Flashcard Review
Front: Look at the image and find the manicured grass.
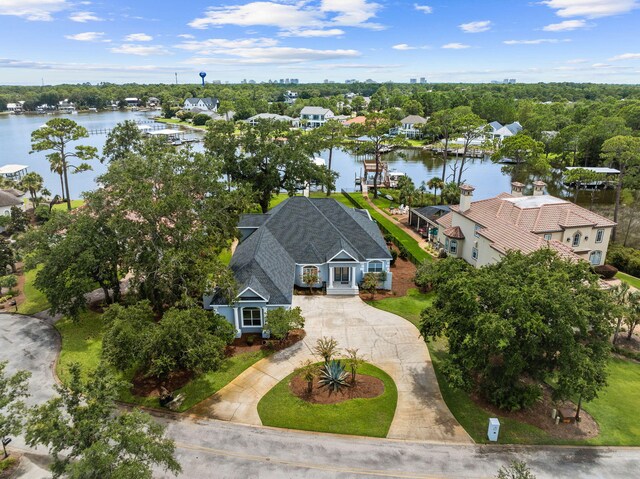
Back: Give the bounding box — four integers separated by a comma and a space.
155, 118, 207, 129
618, 271, 640, 290
342, 192, 433, 263
269, 193, 289, 209
366, 288, 433, 328
581, 358, 640, 445
258, 362, 398, 437
17, 266, 50, 315
55, 310, 272, 412
52, 200, 84, 211
0, 456, 17, 474
367, 287, 640, 445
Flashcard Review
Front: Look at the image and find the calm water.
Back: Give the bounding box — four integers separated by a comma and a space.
0, 111, 613, 205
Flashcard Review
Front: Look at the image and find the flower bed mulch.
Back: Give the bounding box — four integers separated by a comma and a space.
471, 384, 599, 441
359, 252, 417, 300
225, 328, 306, 356
290, 373, 384, 405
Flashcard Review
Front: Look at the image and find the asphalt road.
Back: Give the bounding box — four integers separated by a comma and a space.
2, 312, 640, 479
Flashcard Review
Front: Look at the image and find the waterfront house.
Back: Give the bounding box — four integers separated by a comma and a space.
245, 113, 299, 127
183, 97, 219, 112
204, 197, 392, 337
0, 164, 28, 181
125, 97, 140, 107
392, 115, 428, 138
146, 97, 161, 108
435, 182, 615, 267
0, 189, 25, 232
300, 106, 335, 128
408, 205, 451, 242
6, 102, 24, 113
57, 99, 76, 114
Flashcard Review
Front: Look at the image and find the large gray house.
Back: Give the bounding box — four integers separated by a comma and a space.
204, 197, 392, 337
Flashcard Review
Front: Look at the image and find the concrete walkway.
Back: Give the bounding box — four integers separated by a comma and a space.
190, 295, 471, 443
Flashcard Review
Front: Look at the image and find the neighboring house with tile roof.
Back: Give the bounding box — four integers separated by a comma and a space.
204, 197, 393, 337
299, 106, 334, 128
435, 181, 616, 267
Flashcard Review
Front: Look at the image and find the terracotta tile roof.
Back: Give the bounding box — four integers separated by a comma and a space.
446, 192, 615, 262
436, 212, 452, 229
443, 226, 465, 239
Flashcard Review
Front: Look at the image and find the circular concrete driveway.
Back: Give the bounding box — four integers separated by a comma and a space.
191, 296, 471, 443
0, 313, 59, 407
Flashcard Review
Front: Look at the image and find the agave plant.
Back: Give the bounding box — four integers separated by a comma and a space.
317, 360, 350, 394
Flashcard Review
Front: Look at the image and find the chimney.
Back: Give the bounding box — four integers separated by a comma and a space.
511, 181, 525, 197
532, 181, 546, 196
459, 184, 475, 213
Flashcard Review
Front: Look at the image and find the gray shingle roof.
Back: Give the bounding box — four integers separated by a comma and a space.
300, 106, 333, 116
223, 197, 390, 305
401, 115, 427, 125
0, 190, 23, 208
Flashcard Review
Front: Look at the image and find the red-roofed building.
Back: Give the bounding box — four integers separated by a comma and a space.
435, 182, 616, 267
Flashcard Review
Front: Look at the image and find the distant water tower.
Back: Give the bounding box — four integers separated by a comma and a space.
199, 71, 207, 86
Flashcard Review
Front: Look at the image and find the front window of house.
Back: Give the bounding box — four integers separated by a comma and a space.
368, 261, 383, 273
595, 229, 604, 243
474, 224, 481, 238
449, 240, 458, 254
544, 233, 552, 241
472, 247, 478, 260
302, 266, 319, 283
572, 232, 581, 247
445, 238, 450, 251
589, 250, 602, 265
242, 307, 262, 327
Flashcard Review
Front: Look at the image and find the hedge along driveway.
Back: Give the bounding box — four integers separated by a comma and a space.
341, 191, 432, 264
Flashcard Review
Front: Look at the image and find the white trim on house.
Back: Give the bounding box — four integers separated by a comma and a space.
327, 249, 358, 262
237, 287, 268, 302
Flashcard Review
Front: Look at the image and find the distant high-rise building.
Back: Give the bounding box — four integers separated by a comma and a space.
345, 79, 357, 84
290, 78, 299, 84
410, 78, 417, 84
420, 77, 427, 84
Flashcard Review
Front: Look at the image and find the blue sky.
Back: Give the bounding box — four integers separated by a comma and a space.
1, 0, 639, 84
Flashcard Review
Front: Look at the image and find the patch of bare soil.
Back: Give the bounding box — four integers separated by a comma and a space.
359, 249, 417, 300
225, 328, 306, 357
131, 369, 193, 398
290, 373, 384, 404
471, 384, 599, 441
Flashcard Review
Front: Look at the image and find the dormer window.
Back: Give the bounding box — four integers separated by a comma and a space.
572, 232, 581, 247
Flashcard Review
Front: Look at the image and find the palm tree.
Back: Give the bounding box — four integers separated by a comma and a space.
19, 172, 45, 207
427, 176, 445, 204
48, 153, 66, 201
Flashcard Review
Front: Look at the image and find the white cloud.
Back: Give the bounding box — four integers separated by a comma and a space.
609, 52, 640, 60
543, 19, 588, 31
414, 4, 432, 14
189, 2, 323, 29
320, 0, 382, 28
0, 0, 68, 21
176, 36, 358, 64
442, 42, 470, 49
566, 58, 589, 63
459, 20, 491, 33
392, 44, 416, 50
542, 0, 638, 18
176, 37, 279, 53
124, 33, 153, 42
189, 0, 383, 32
503, 38, 571, 45
64, 31, 105, 41
69, 11, 102, 22
0, 57, 184, 73
110, 44, 171, 56
279, 28, 345, 37
177, 34, 195, 39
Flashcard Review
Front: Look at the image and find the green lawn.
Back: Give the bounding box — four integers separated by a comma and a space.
367, 288, 433, 328
55, 310, 272, 413
342, 192, 433, 264
618, 271, 640, 290
17, 266, 50, 315
52, 200, 84, 211
258, 362, 398, 437
155, 118, 207, 130
366, 287, 640, 445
